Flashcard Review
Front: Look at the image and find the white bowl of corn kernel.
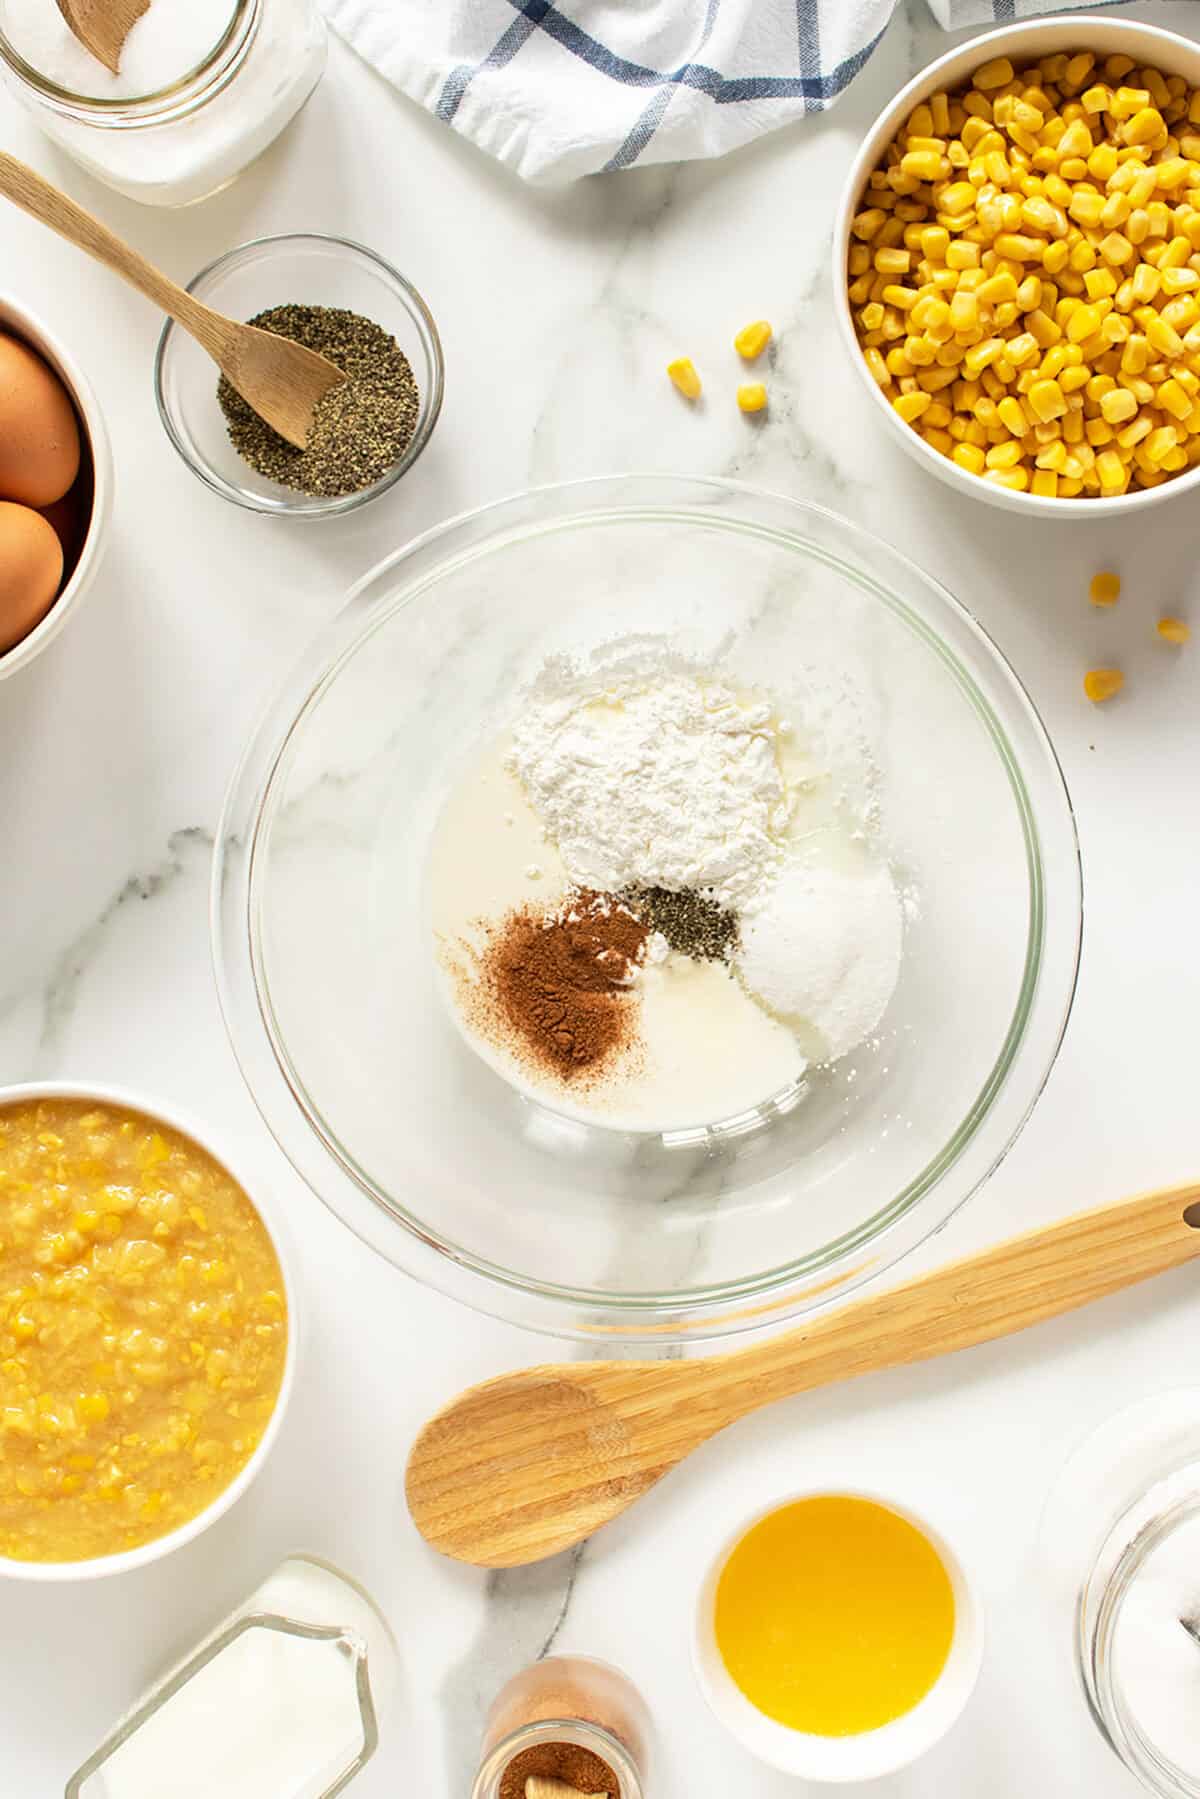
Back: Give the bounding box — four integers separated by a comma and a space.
0, 1083, 296, 1582
834, 16, 1200, 514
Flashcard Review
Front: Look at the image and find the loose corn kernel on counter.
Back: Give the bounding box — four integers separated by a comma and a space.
0, 1100, 287, 1564
849, 49, 1200, 497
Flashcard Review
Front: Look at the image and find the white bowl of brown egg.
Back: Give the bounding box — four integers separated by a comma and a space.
0, 293, 112, 676
0, 1083, 296, 1581
834, 16, 1200, 516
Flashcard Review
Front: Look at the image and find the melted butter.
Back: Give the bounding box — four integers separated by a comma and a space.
715, 1496, 955, 1737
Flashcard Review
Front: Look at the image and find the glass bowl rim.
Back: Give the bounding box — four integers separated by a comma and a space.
0, 0, 256, 114
153, 232, 445, 519
212, 474, 1082, 1343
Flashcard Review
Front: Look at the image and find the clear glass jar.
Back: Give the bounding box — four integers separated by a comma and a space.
66, 1554, 398, 1798
472, 1658, 651, 1799
1041, 1390, 1200, 1799
0, 0, 326, 207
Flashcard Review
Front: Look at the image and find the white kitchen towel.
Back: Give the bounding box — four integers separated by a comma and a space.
321, 0, 1129, 185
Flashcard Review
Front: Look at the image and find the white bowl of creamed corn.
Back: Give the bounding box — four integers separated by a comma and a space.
834, 16, 1200, 515
0, 1084, 296, 1581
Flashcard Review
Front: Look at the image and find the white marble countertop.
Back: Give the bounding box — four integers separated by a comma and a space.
3, 3, 1200, 1793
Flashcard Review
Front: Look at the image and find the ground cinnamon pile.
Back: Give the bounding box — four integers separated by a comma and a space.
497, 1742, 619, 1799
475, 890, 648, 1081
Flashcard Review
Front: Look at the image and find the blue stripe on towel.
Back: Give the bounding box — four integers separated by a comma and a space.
440, 0, 889, 153
604, 0, 722, 171
436, 0, 547, 122
796, 0, 821, 116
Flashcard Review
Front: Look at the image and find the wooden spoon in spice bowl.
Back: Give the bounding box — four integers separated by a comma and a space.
407, 1182, 1200, 1568
0, 155, 345, 449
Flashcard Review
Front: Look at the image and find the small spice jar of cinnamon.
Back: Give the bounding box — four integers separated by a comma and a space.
471, 1657, 650, 1799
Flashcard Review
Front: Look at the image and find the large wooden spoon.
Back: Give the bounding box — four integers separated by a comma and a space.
407, 1182, 1200, 1568
55, 0, 149, 74
0, 154, 344, 450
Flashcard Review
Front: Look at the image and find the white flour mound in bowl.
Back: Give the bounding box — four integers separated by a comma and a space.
509, 668, 792, 911
736, 861, 903, 1062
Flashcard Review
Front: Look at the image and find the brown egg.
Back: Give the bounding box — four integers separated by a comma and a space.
0, 333, 81, 508
0, 501, 64, 653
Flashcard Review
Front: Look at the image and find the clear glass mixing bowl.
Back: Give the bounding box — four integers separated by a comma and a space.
213, 476, 1081, 1343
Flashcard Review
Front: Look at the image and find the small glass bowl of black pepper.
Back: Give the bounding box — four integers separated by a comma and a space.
154, 233, 444, 518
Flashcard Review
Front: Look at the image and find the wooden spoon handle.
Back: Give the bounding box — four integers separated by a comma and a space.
699, 1182, 1200, 1423
0, 153, 228, 356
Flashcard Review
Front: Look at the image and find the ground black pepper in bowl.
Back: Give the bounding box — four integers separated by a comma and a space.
217, 304, 420, 498
619, 884, 739, 962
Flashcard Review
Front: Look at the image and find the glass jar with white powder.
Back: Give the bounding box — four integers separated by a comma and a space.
0, 0, 325, 207
65, 1554, 398, 1798
1041, 1390, 1200, 1799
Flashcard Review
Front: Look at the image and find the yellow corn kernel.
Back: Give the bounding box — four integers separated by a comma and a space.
996, 394, 1028, 435
1146, 314, 1184, 357
977, 271, 1018, 305
737, 383, 767, 414
893, 390, 931, 424
667, 357, 702, 400
1089, 570, 1121, 607
902, 148, 947, 183
993, 232, 1046, 262
949, 289, 979, 332
1099, 386, 1138, 424
1099, 231, 1134, 265
984, 467, 1030, 491
1112, 86, 1151, 119
1157, 377, 1193, 420
1096, 448, 1127, 489
1065, 302, 1104, 343
1118, 412, 1154, 449
945, 240, 980, 270
1081, 83, 1112, 115
881, 285, 917, 312
1030, 468, 1059, 496
975, 57, 1014, 92
1083, 668, 1124, 703
910, 293, 951, 332
852, 208, 889, 242
733, 320, 772, 361
1157, 616, 1191, 644
1084, 267, 1118, 301
77, 1394, 110, 1424
985, 439, 1023, 469
941, 180, 978, 217
1130, 263, 1161, 304
963, 336, 1004, 376
1145, 424, 1178, 463
1123, 105, 1165, 145
1029, 377, 1067, 420
951, 442, 986, 474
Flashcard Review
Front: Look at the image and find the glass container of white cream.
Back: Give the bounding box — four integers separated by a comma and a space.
66, 1555, 397, 1799
0, 0, 325, 206
1041, 1389, 1200, 1799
